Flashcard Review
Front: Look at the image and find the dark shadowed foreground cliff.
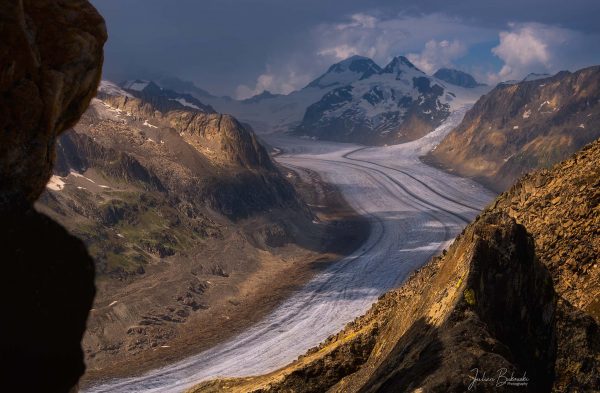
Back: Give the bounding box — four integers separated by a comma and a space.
0, 1, 106, 392
191, 139, 600, 392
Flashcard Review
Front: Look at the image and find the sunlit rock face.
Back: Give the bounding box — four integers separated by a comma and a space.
0, 1, 106, 392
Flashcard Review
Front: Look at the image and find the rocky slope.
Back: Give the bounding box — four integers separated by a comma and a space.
427, 65, 600, 192
0, 1, 106, 392
159, 57, 487, 144
191, 139, 600, 392
36, 81, 366, 382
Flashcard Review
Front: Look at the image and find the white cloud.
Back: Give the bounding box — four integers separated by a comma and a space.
235, 65, 313, 99
313, 13, 495, 71
490, 22, 600, 82
407, 39, 467, 74
318, 44, 364, 61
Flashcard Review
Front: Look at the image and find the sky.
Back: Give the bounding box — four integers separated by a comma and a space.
92, 0, 600, 99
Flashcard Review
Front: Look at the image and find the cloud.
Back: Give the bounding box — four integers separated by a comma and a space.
312, 13, 494, 76
235, 15, 600, 98
235, 65, 313, 99
407, 39, 467, 74
490, 22, 600, 82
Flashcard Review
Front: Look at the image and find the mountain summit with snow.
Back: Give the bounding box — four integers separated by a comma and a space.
306, 55, 382, 89
294, 57, 487, 144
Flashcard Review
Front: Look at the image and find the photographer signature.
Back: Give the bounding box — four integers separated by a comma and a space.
468, 368, 529, 390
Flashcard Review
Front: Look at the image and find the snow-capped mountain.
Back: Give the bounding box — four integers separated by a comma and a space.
157, 56, 488, 144
295, 57, 488, 144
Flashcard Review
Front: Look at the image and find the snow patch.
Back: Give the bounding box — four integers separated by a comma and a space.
70, 171, 96, 184
170, 98, 201, 110
143, 120, 158, 128
123, 80, 150, 91
99, 81, 134, 98
578, 124, 585, 129
46, 175, 66, 191
522, 109, 531, 119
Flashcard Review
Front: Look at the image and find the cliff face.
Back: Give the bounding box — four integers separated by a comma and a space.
192, 139, 600, 392
0, 1, 106, 392
427, 66, 600, 192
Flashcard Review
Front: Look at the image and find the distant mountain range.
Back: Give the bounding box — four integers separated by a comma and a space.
155, 55, 488, 144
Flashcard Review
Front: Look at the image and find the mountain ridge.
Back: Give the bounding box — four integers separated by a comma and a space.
426, 64, 600, 192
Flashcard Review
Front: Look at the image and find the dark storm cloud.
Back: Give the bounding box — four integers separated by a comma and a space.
91, 0, 600, 96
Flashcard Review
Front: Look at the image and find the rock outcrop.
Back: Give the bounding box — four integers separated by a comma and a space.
0, 0, 106, 207
427, 65, 600, 192
191, 139, 600, 392
0, 1, 106, 392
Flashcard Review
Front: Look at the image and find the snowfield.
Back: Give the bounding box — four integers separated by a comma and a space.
84, 106, 495, 393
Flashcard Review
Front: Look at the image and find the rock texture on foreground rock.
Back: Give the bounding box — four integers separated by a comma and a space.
0, 0, 106, 207
0, 1, 106, 392
427, 65, 600, 192
191, 139, 600, 392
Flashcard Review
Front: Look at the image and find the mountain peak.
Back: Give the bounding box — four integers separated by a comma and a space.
522, 73, 551, 82
381, 56, 423, 76
306, 55, 381, 89
434, 68, 482, 88
241, 90, 281, 103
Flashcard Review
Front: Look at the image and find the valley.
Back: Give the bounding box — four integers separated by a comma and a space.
83, 106, 495, 393
3, 2, 599, 393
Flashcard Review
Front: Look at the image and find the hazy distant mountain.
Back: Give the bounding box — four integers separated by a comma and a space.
117, 80, 216, 113
241, 90, 283, 104
433, 68, 483, 88
426, 65, 600, 191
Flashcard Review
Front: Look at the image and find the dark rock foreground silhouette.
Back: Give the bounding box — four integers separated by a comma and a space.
0, 1, 106, 391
